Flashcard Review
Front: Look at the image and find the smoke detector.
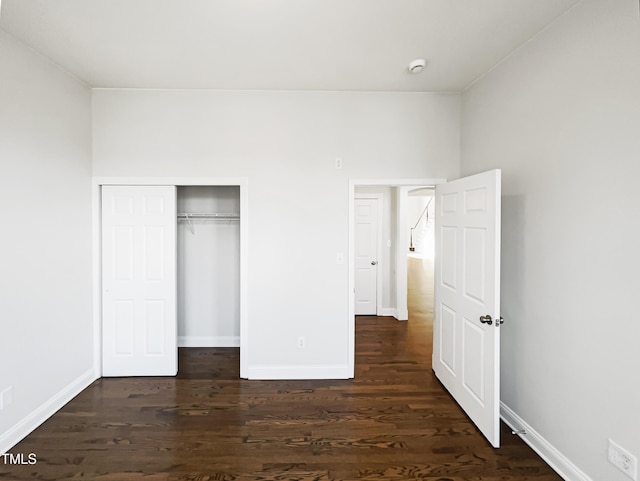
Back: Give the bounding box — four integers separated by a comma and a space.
408, 59, 426, 74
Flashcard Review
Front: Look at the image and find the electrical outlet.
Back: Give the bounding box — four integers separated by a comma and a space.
336, 252, 344, 264
297, 336, 305, 349
609, 439, 638, 480
335, 157, 343, 169
0, 386, 13, 410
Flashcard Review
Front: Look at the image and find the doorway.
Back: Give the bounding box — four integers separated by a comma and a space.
349, 171, 503, 447
177, 186, 240, 349
347, 178, 445, 376
407, 187, 435, 324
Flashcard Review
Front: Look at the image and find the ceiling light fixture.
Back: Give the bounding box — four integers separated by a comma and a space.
408, 59, 426, 74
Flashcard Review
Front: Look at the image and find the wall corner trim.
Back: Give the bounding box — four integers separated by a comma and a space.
0, 369, 97, 455
500, 401, 594, 481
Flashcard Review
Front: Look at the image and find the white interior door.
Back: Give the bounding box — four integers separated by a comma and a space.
354, 197, 379, 315
102, 185, 177, 376
433, 169, 501, 447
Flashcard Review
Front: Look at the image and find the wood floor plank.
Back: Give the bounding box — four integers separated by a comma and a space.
1, 257, 561, 481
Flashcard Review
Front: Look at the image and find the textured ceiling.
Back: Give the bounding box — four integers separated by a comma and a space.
0, 0, 580, 91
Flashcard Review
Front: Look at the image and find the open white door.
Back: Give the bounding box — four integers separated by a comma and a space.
433, 169, 501, 447
102, 185, 177, 376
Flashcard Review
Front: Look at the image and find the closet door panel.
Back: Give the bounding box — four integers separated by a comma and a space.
102, 185, 177, 376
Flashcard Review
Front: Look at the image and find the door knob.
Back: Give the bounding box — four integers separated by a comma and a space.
371, 261, 378, 265
480, 314, 493, 325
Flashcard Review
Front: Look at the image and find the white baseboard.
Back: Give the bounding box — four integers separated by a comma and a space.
178, 335, 240, 347
377, 307, 409, 321
0, 368, 96, 455
501, 401, 593, 481
246, 364, 351, 380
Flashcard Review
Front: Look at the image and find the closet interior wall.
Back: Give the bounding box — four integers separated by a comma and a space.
177, 186, 240, 347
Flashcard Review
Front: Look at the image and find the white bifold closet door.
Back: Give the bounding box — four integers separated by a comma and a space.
101, 185, 177, 376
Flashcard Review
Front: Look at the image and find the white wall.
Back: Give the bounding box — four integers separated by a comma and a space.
0, 30, 94, 452
177, 186, 240, 346
93, 90, 461, 377
461, 1, 640, 479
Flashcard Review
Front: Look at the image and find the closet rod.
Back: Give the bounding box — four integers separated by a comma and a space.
177, 212, 239, 219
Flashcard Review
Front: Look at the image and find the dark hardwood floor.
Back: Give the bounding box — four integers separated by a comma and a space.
2, 257, 561, 480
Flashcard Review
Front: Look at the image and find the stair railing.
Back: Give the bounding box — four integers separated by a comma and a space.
409, 198, 433, 252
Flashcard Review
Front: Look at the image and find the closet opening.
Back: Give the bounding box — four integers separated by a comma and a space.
177, 186, 241, 374
95, 178, 248, 379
